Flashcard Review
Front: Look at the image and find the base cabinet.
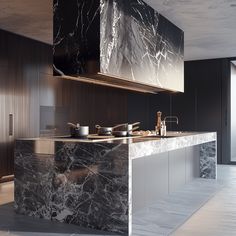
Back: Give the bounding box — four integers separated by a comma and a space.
169, 148, 186, 193
186, 145, 200, 182
132, 145, 200, 213
132, 152, 169, 211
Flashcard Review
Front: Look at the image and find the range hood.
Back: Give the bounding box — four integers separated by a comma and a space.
53, 0, 184, 94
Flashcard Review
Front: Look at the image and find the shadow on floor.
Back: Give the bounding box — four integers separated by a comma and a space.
0, 203, 119, 236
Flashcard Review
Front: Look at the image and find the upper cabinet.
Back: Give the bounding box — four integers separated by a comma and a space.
53, 0, 184, 93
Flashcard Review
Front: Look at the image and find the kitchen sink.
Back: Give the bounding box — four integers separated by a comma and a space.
141, 131, 197, 139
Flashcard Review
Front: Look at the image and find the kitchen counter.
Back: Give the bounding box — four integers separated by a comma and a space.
14, 132, 217, 235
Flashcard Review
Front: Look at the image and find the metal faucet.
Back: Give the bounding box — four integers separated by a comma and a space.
164, 116, 179, 125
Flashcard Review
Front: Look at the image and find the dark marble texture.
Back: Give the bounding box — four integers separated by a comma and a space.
15, 141, 130, 235
200, 141, 217, 179
53, 0, 100, 75
15, 132, 216, 235
53, 0, 184, 92
100, 0, 184, 91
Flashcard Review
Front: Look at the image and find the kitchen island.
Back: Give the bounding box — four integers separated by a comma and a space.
14, 132, 217, 235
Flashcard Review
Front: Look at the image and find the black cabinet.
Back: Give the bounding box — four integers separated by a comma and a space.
53, 0, 184, 92
0, 29, 51, 179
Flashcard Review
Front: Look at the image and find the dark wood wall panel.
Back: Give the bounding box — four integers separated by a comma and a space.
39, 74, 128, 135
0, 29, 45, 177
0, 29, 128, 178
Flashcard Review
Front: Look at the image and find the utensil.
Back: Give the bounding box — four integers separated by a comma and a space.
95, 123, 128, 136
95, 125, 113, 136
112, 130, 128, 137
68, 122, 89, 137
112, 126, 139, 137
113, 122, 140, 132
131, 122, 141, 127
67, 122, 77, 128
112, 123, 128, 130
127, 125, 140, 136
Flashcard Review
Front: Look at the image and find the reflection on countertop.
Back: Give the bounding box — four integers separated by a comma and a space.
17, 131, 209, 143
16, 132, 217, 159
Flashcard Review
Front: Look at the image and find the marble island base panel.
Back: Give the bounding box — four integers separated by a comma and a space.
14, 133, 216, 235
15, 141, 130, 235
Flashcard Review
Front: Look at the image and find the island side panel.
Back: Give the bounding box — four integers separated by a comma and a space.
14, 140, 130, 235
14, 140, 55, 219
200, 141, 217, 179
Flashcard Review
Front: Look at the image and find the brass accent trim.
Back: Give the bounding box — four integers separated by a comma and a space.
54, 74, 164, 94
54, 72, 183, 94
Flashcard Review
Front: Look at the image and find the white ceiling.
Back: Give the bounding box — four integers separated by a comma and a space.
0, 0, 236, 61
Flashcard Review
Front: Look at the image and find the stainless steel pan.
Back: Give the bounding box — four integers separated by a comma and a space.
112, 125, 140, 137
67, 122, 89, 137
95, 123, 128, 136
95, 125, 113, 136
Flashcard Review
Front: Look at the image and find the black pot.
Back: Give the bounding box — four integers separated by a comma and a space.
95, 125, 113, 136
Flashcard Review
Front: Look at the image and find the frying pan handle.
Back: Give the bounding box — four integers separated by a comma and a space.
67, 122, 77, 128
131, 126, 139, 132
112, 123, 128, 130
131, 122, 141, 127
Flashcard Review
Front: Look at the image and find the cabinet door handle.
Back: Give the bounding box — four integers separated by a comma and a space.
9, 114, 13, 136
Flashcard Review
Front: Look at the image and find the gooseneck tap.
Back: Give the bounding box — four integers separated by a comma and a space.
155, 112, 179, 136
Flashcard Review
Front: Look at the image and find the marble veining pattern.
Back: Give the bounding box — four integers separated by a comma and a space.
100, 0, 184, 91
15, 141, 130, 235
129, 133, 217, 180
15, 132, 216, 235
129, 132, 216, 159
200, 141, 217, 179
53, 0, 100, 75
53, 0, 184, 92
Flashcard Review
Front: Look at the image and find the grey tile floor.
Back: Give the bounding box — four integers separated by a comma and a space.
172, 165, 236, 236
132, 178, 223, 236
1, 165, 235, 236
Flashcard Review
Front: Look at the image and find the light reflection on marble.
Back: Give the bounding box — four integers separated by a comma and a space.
129, 132, 216, 159
53, 0, 184, 92
129, 132, 217, 180
100, 0, 184, 92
